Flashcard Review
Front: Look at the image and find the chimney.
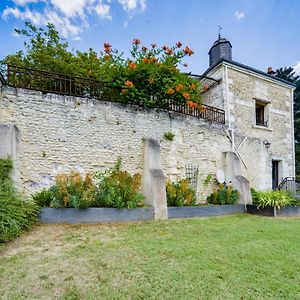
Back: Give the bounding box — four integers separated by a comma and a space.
267, 67, 276, 76
208, 36, 232, 67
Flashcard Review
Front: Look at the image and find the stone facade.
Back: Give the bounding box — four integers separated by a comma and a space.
0, 86, 230, 201
202, 61, 295, 190
0, 59, 295, 202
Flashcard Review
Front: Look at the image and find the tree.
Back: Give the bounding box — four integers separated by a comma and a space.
1, 22, 202, 109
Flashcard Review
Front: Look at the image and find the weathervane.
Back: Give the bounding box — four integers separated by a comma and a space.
218, 25, 223, 39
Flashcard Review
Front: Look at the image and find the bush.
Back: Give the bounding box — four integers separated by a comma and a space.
166, 178, 196, 206
251, 188, 296, 208
34, 172, 96, 208
0, 159, 39, 243
32, 188, 52, 207
207, 183, 239, 205
93, 159, 144, 209
2, 22, 202, 109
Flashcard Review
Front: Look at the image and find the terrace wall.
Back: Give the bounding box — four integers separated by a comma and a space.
0, 86, 230, 200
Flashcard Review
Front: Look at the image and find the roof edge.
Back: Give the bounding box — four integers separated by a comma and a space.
202, 58, 296, 88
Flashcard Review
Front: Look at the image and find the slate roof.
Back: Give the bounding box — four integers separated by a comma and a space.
202, 58, 296, 88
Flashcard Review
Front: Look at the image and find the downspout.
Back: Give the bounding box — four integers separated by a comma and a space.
291, 88, 296, 177
224, 64, 235, 151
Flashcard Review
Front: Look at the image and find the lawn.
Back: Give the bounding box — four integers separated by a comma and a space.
1, 215, 300, 300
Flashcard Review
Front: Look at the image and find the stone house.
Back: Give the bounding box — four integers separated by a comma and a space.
200, 36, 295, 193
0, 36, 296, 205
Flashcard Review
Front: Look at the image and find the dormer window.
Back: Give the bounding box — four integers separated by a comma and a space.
255, 99, 269, 127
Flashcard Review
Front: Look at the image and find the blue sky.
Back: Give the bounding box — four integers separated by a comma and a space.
0, 0, 299, 75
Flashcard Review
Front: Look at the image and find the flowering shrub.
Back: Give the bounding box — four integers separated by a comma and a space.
93, 159, 144, 209
32, 160, 144, 209
33, 172, 96, 208
2, 22, 202, 109
207, 183, 239, 205
166, 178, 196, 206
101, 39, 202, 108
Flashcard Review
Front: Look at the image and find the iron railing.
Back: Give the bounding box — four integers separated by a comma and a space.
277, 177, 300, 197
6, 65, 225, 124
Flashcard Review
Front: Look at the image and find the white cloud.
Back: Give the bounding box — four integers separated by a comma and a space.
2, 7, 43, 25
2, 0, 147, 38
2, 7, 82, 37
94, 3, 112, 20
12, 0, 39, 6
294, 61, 300, 76
118, 0, 146, 13
50, 0, 90, 19
234, 11, 245, 21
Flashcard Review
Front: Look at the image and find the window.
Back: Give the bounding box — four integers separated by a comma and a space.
255, 100, 269, 127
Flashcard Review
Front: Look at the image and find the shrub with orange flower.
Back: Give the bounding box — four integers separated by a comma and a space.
183, 46, 194, 56
183, 93, 190, 100
176, 42, 183, 48
189, 83, 196, 90
198, 105, 207, 113
125, 80, 134, 87
133, 38, 140, 45
104, 42, 112, 53
202, 84, 209, 92
187, 101, 197, 108
104, 54, 111, 61
176, 84, 184, 92
165, 48, 173, 55
142, 46, 148, 51
166, 88, 175, 95
121, 89, 127, 94
128, 62, 137, 69
143, 57, 149, 63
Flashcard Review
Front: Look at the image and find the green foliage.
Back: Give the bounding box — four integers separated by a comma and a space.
163, 131, 175, 141
250, 188, 296, 208
207, 183, 239, 205
1, 22, 202, 109
166, 178, 196, 206
93, 159, 144, 209
39, 172, 96, 208
0, 159, 39, 243
203, 173, 214, 187
0, 159, 13, 182
32, 188, 53, 207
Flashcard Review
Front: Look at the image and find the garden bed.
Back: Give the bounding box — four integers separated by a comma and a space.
39, 207, 154, 224
168, 204, 245, 219
246, 204, 300, 217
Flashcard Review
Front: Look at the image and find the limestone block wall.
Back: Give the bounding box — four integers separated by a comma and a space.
201, 65, 225, 110
227, 66, 295, 189
0, 86, 231, 200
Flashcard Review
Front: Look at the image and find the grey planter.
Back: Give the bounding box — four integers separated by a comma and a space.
39, 207, 154, 224
168, 204, 245, 219
246, 204, 300, 217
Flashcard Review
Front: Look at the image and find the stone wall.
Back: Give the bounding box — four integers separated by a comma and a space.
0, 86, 230, 200
227, 66, 294, 189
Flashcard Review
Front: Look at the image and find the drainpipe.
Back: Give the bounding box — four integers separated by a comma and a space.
224, 64, 235, 152
291, 88, 296, 177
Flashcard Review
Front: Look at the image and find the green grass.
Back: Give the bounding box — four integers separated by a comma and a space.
0, 215, 300, 299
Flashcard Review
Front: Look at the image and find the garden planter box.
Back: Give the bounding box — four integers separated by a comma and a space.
39, 207, 154, 224
168, 204, 245, 219
246, 204, 300, 217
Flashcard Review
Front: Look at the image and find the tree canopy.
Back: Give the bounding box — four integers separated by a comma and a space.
1, 22, 203, 109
